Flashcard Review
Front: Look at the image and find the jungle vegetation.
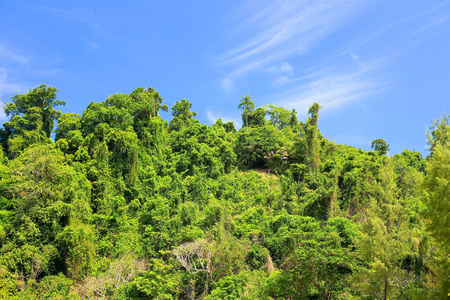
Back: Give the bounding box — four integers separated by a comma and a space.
0, 84, 448, 299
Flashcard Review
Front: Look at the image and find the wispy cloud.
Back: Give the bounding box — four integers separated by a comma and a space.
27, 4, 114, 41
37, 6, 97, 30
0, 67, 28, 122
216, 0, 450, 114
218, 0, 366, 79
271, 76, 291, 87
0, 68, 28, 94
0, 46, 30, 64
271, 58, 391, 114
0, 70, 18, 122
220, 78, 233, 92
0, 45, 42, 122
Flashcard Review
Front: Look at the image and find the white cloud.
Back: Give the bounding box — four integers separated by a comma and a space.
268, 61, 294, 75
271, 76, 291, 87
217, 0, 366, 79
279, 61, 293, 74
0, 68, 27, 95
0, 46, 29, 63
271, 59, 390, 114
221, 78, 233, 91
0, 68, 29, 122
81, 38, 99, 52
349, 52, 359, 61
337, 1, 450, 59
31, 4, 114, 40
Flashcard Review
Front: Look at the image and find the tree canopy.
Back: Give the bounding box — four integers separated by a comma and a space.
0, 85, 445, 299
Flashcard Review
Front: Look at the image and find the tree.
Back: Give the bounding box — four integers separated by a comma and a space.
172, 240, 212, 275
353, 161, 409, 300
131, 258, 181, 299
371, 139, 390, 155
427, 114, 450, 154
265, 218, 358, 299
237, 95, 255, 132
420, 116, 450, 297
422, 145, 450, 249
298, 103, 322, 173
73, 253, 146, 298
55, 113, 81, 141
4, 85, 65, 138
59, 221, 96, 281
1, 85, 65, 157
264, 105, 291, 130
247, 107, 266, 128
130, 87, 168, 119
9, 144, 92, 246
235, 124, 285, 169
289, 108, 300, 132
169, 99, 197, 132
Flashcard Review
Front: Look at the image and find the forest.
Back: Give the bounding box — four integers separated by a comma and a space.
0, 84, 448, 299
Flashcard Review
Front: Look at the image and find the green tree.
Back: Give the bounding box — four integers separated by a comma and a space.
54, 113, 84, 157
168, 99, 197, 132
265, 218, 358, 299
9, 144, 92, 245
427, 114, 450, 152
247, 107, 267, 128
264, 105, 291, 130
353, 161, 410, 300
58, 221, 96, 281
1, 85, 65, 157
4, 85, 65, 138
131, 258, 181, 299
296, 103, 322, 174
130, 87, 168, 119
55, 113, 81, 141
238, 95, 255, 132
235, 124, 285, 169
372, 139, 390, 155
420, 117, 450, 297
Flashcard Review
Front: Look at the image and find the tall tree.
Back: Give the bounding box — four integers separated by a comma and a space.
4, 85, 65, 138
238, 95, 255, 132
289, 108, 300, 132
354, 161, 409, 300
299, 103, 322, 173
421, 116, 450, 297
427, 114, 450, 153
1, 85, 65, 157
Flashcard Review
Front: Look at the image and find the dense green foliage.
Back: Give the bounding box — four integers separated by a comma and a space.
0, 85, 447, 299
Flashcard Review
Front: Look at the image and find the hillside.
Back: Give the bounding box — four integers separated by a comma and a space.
0, 85, 448, 299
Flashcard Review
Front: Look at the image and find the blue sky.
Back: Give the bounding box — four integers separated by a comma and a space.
0, 1, 449, 156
